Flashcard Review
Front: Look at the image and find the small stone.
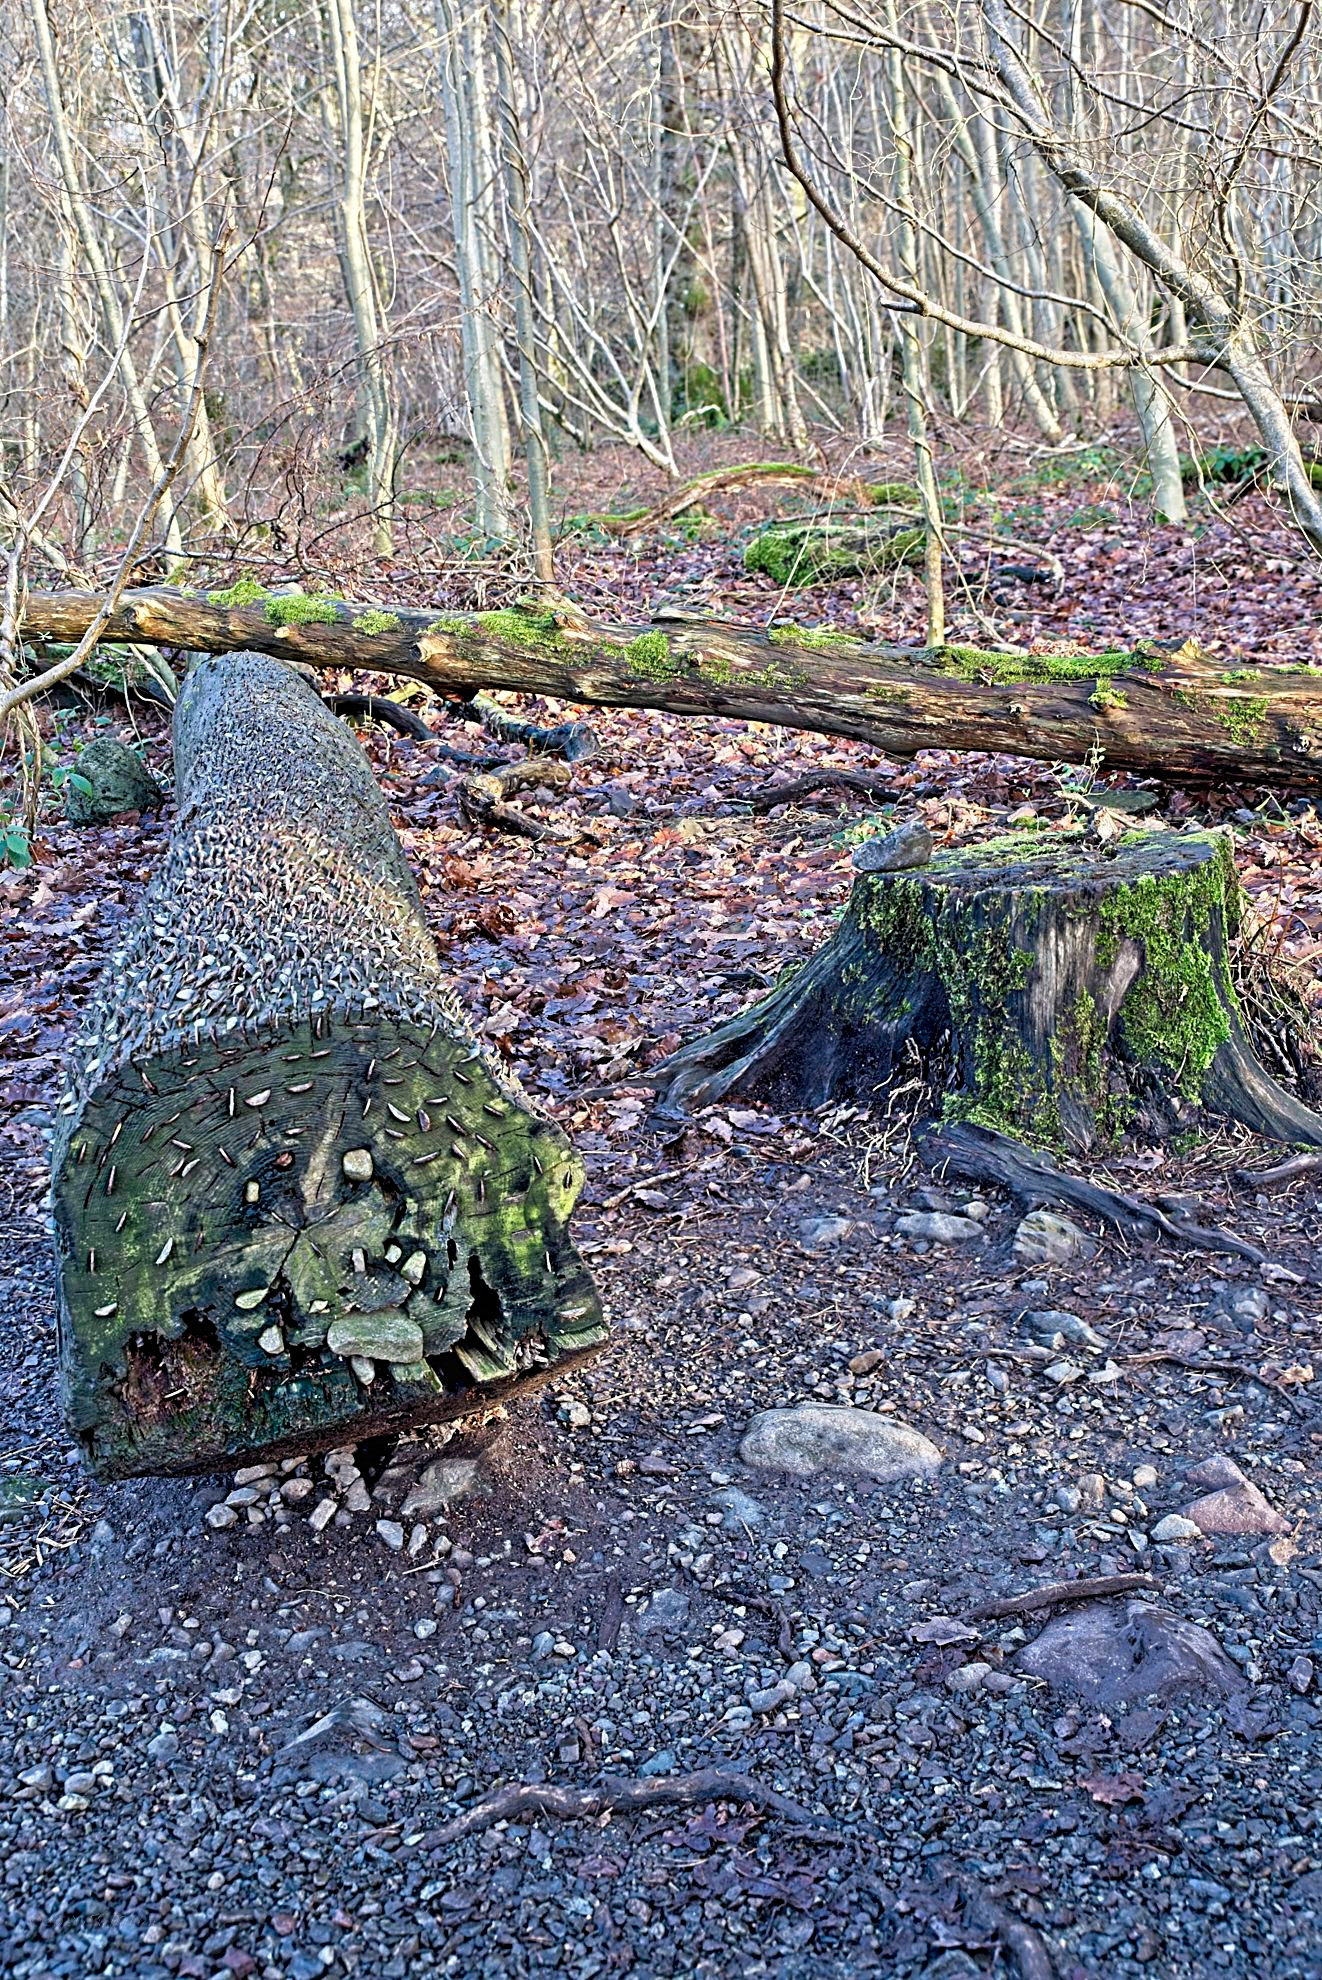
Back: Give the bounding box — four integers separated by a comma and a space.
896, 1211, 985, 1245
712, 1486, 766, 1533
63, 737, 163, 824
849, 1349, 886, 1376
747, 1680, 796, 1714
256, 1326, 285, 1355
1133, 1464, 1159, 1490
375, 1519, 405, 1551
342, 1148, 374, 1181
1019, 1309, 1108, 1350
1045, 1359, 1085, 1385
1183, 1453, 1248, 1490
799, 1214, 853, 1249
401, 1250, 427, 1286
1205, 1285, 1269, 1333
888, 1296, 916, 1322
308, 1498, 337, 1534
559, 1398, 592, 1429
947, 1661, 992, 1695
1013, 1210, 1095, 1266
1078, 1473, 1106, 1509
531, 1631, 555, 1660
205, 1504, 238, 1532
62, 1771, 98, 1798
1288, 1655, 1314, 1695
401, 1458, 481, 1518
851, 819, 933, 872
327, 1311, 425, 1364
233, 1463, 275, 1485
1151, 1514, 1204, 1544
638, 1749, 677, 1777
18, 1763, 52, 1792
635, 1588, 691, 1637
414, 1618, 437, 1640
226, 1486, 263, 1507
350, 1356, 376, 1386
345, 1480, 372, 1514
740, 1403, 943, 1483
1054, 1485, 1082, 1514
146, 1730, 179, 1764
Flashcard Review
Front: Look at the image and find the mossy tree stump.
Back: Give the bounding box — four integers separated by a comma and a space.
653, 830, 1322, 1153
52, 652, 604, 1480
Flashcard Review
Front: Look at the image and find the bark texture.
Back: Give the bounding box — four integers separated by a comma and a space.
649, 829, 1322, 1153
52, 652, 603, 1480
21, 587, 1322, 789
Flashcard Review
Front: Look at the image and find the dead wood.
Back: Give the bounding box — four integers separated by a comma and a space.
420, 1767, 822, 1846
324, 692, 433, 740
965, 1572, 1160, 1621
20, 585, 1322, 789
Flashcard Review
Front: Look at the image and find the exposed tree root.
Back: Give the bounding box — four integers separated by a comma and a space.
420, 1768, 823, 1846
458, 756, 576, 843
921, 1120, 1297, 1271
1235, 1150, 1322, 1188
325, 692, 433, 740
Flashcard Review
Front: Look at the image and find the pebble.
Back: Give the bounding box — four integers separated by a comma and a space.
531, 1631, 555, 1660
638, 1749, 677, 1776
896, 1211, 984, 1245
747, 1679, 797, 1713
345, 1480, 372, 1514
375, 1520, 405, 1551
946, 1661, 992, 1695
205, 1504, 238, 1532
1019, 1309, 1108, 1350
849, 1348, 885, 1376
1288, 1655, 1314, 1695
414, 1618, 437, 1640
1012, 1210, 1095, 1266
308, 1498, 337, 1534
280, 1477, 315, 1503
1151, 1514, 1204, 1544
1133, 1463, 1159, 1490
740, 1403, 943, 1483
326, 1311, 424, 1363
146, 1730, 179, 1763
712, 1486, 766, 1532
799, 1214, 853, 1249
559, 1399, 592, 1429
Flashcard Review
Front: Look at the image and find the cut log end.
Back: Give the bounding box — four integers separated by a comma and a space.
55, 1010, 604, 1479
52, 649, 604, 1481
652, 827, 1322, 1155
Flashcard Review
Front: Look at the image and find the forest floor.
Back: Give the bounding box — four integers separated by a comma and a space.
3, 426, 1322, 1979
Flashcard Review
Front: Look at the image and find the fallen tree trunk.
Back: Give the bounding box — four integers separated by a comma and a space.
646, 827, 1322, 1153
20, 585, 1322, 787
51, 650, 604, 1480
743, 514, 925, 584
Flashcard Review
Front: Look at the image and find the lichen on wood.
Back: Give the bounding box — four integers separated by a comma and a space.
51, 651, 603, 1480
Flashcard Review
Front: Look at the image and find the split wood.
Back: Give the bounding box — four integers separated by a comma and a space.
420, 1767, 822, 1846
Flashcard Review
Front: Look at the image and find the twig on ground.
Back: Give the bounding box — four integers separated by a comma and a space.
710, 1582, 795, 1658
965, 1572, 1159, 1622
742, 767, 895, 812
1235, 1150, 1322, 1187
419, 1768, 823, 1846
1121, 1350, 1312, 1417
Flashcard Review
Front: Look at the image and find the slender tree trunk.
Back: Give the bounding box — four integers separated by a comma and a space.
435, 0, 513, 541
324, 0, 396, 557
489, 0, 553, 584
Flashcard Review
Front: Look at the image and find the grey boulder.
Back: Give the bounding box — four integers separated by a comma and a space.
740, 1403, 942, 1483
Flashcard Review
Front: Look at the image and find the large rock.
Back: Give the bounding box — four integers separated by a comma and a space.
740, 1403, 943, 1483
1015, 1599, 1243, 1710
64, 738, 164, 823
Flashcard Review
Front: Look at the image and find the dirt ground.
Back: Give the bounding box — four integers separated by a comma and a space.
3, 434, 1322, 1978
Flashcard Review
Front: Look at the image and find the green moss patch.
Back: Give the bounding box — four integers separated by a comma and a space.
264, 593, 340, 628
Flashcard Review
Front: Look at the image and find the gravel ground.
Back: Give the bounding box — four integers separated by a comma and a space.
3, 697, 1321, 1978
3, 1117, 1321, 1979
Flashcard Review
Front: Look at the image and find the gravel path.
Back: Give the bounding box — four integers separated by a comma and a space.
3, 1119, 1320, 1979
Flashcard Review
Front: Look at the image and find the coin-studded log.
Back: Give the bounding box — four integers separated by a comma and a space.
51, 651, 604, 1480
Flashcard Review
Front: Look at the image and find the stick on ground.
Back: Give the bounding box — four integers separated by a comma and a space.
420, 1768, 823, 1847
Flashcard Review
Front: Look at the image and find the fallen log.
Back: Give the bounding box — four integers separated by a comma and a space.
51, 650, 604, 1480
19, 585, 1322, 788
646, 826, 1322, 1155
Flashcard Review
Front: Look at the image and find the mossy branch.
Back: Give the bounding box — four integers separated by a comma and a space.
18, 585, 1322, 788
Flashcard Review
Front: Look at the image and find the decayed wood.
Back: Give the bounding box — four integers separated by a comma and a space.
51, 650, 604, 1480
20, 586, 1322, 788
421, 1768, 822, 1846
650, 829, 1322, 1161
